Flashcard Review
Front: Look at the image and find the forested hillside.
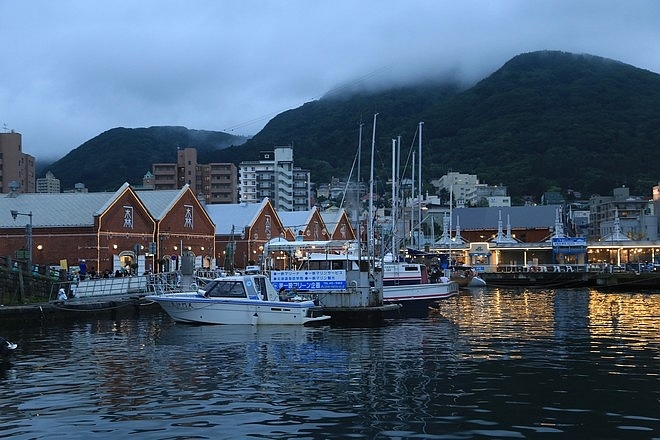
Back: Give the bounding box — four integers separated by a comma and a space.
42, 51, 660, 199
211, 51, 660, 199
42, 126, 247, 191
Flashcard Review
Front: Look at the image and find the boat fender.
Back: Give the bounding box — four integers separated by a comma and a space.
251, 312, 258, 326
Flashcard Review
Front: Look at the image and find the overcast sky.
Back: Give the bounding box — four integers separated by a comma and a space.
2, 1, 659, 163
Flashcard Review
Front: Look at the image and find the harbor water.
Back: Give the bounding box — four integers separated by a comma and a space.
1, 287, 659, 439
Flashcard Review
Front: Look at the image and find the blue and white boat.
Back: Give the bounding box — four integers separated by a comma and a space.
146, 274, 330, 325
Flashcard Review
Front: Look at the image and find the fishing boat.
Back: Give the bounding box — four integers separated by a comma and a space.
266, 239, 401, 324
263, 117, 400, 324
145, 273, 330, 325
383, 261, 459, 305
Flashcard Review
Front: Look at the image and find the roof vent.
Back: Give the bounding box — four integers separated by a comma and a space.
7, 180, 20, 198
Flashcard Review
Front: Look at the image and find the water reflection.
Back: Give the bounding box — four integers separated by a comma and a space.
0, 288, 658, 438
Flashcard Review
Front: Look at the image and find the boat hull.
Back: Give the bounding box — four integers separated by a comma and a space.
146, 294, 329, 325
383, 281, 459, 303
466, 276, 487, 287
451, 274, 487, 288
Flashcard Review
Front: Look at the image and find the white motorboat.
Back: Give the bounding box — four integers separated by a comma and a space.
146, 274, 330, 325
383, 261, 459, 304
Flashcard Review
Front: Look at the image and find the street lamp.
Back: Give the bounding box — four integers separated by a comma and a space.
10, 209, 33, 269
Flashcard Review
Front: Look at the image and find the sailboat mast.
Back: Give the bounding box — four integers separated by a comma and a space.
449, 184, 453, 263
368, 114, 378, 261
396, 135, 401, 258
418, 121, 423, 249
411, 150, 415, 248
356, 123, 363, 262
391, 138, 396, 260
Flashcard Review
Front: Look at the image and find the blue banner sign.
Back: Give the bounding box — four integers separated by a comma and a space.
551, 237, 587, 247
271, 270, 347, 291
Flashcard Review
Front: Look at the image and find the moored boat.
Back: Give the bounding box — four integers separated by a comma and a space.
450, 266, 487, 288
383, 261, 459, 306
266, 239, 401, 324
146, 273, 330, 325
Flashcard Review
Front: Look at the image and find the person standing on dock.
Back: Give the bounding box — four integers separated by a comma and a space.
79, 259, 88, 281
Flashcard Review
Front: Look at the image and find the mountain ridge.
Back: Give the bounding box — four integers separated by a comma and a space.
40, 50, 660, 200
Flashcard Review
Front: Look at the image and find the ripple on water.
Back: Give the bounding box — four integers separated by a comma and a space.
0, 289, 658, 439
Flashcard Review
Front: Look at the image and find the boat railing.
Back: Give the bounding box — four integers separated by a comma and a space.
495, 264, 599, 273
52, 271, 190, 301
55, 274, 151, 299
145, 272, 187, 295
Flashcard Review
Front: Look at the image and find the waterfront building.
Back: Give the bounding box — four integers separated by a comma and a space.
205, 198, 288, 270
320, 208, 357, 241
0, 131, 36, 194
424, 201, 660, 273
0, 183, 215, 274
238, 146, 311, 211
278, 207, 330, 242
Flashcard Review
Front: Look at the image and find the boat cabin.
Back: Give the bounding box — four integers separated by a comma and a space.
202, 275, 274, 301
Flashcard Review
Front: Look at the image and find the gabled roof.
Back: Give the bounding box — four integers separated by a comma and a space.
1, 191, 118, 228
0, 183, 202, 229
136, 185, 192, 220
451, 206, 558, 230
320, 208, 346, 235
205, 198, 269, 235
278, 208, 316, 232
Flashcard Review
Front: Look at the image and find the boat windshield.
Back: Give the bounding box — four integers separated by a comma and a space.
203, 280, 247, 298
307, 260, 348, 271
251, 276, 270, 301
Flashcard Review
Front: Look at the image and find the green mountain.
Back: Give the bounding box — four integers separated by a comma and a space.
422, 51, 660, 198
41, 126, 248, 191
211, 50, 660, 199
42, 51, 660, 199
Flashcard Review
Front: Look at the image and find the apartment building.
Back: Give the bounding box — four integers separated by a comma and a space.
36, 171, 61, 193
431, 171, 509, 207
589, 186, 657, 240
152, 147, 237, 204
0, 131, 36, 194
431, 172, 479, 206
238, 146, 311, 211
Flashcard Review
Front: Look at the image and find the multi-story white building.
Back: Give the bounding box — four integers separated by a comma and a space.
239, 146, 311, 211
36, 171, 61, 193
432, 172, 479, 206
432, 172, 508, 207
